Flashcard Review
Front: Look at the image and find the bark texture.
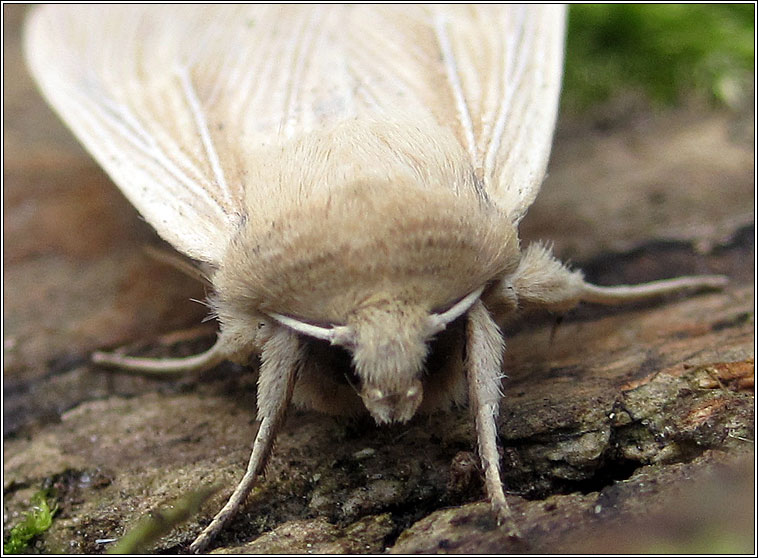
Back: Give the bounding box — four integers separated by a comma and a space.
4, 5, 754, 554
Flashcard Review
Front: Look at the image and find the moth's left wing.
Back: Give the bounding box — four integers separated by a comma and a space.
341, 5, 567, 222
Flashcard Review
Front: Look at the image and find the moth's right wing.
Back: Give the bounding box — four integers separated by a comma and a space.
24, 5, 404, 265
340, 6, 567, 223
24, 5, 252, 266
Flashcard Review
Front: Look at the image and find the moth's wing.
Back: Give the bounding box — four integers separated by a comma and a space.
25, 5, 565, 268
24, 5, 255, 265
345, 5, 567, 223
438, 5, 566, 223
23, 4, 412, 263
268, 5, 565, 223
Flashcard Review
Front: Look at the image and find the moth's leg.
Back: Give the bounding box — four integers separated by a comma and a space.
498, 243, 727, 314
189, 326, 302, 554
579, 275, 728, 304
91, 336, 229, 375
92, 315, 272, 376
90, 248, 215, 375
142, 245, 212, 286
466, 299, 520, 536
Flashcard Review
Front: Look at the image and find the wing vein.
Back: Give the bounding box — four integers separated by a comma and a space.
282, 10, 324, 138
433, 13, 478, 168
484, 9, 529, 174
176, 65, 232, 211
84, 90, 227, 223
96, 96, 205, 194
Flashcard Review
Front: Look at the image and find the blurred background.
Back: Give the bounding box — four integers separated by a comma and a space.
564, 4, 754, 114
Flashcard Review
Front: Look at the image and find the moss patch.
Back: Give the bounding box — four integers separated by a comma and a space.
564, 4, 754, 111
3, 490, 58, 554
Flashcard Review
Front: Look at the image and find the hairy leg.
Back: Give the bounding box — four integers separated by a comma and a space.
466, 299, 520, 536
91, 338, 228, 374
189, 326, 302, 553
498, 243, 726, 314
473, 243, 726, 534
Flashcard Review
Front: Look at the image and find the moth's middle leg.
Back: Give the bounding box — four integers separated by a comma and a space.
489, 242, 727, 317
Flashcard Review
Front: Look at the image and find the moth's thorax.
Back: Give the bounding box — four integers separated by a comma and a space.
215, 118, 520, 326
212, 120, 520, 423
219, 183, 516, 324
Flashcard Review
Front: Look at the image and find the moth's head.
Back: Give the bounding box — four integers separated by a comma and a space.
346, 301, 429, 423
268, 288, 482, 424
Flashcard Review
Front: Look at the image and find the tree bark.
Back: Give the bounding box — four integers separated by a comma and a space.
4, 5, 753, 554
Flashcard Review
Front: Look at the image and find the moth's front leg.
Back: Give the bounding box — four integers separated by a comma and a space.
189, 326, 303, 554
469, 242, 726, 536
466, 299, 520, 537
494, 243, 727, 315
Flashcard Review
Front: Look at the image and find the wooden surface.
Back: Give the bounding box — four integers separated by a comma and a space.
4, 5, 754, 553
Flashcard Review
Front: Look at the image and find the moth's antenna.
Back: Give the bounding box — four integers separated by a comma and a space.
267, 312, 354, 346
427, 286, 485, 334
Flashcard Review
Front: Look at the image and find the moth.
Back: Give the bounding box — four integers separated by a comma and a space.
24, 5, 726, 553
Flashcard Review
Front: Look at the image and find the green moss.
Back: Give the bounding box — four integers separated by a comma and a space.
3, 490, 58, 554
564, 5, 754, 112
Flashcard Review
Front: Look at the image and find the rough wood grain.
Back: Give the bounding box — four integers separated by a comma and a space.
3, 5, 753, 554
